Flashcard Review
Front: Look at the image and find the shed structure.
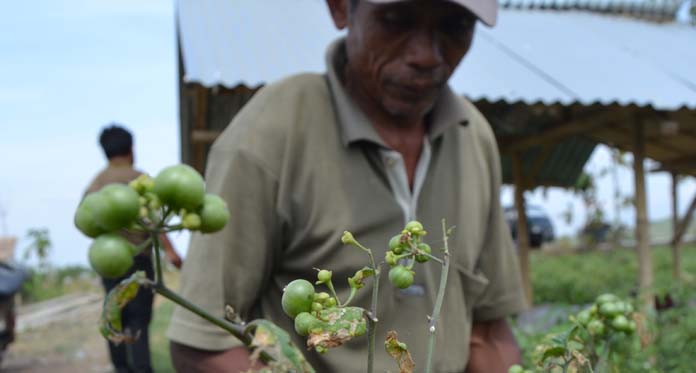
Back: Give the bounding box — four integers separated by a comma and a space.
177, 0, 696, 305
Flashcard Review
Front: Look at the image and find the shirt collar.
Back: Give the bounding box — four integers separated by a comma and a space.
325, 38, 470, 148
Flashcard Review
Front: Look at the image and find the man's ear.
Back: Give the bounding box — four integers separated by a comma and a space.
326, 0, 350, 30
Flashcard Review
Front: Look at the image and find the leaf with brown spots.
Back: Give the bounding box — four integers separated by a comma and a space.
384, 330, 415, 373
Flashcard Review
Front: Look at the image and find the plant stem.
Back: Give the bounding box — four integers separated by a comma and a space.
147, 232, 272, 363
352, 238, 380, 373
325, 280, 341, 305
342, 287, 358, 307
152, 234, 164, 285
154, 284, 249, 343
367, 263, 380, 373
424, 219, 452, 373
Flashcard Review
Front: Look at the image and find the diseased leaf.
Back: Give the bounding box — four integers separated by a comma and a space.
306, 307, 367, 352
384, 330, 415, 373
541, 346, 566, 362
99, 271, 150, 344
248, 319, 315, 373
348, 267, 374, 289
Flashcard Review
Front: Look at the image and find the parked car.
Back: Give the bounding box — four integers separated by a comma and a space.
503, 205, 555, 248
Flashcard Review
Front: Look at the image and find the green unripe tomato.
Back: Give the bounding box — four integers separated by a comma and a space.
389, 234, 405, 255
182, 213, 202, 230
385, 251, 397, 266
389, 265, 414, 289
92, 184, 141, 231
314, 292, 330, 302
415, 243, 431, 263
311, 302, 323, 313
404, 221, 424, 235
587, 319, 605, 336
627, 320, 637, 333
317, 270, 332, 283
198, 194, 230, 233
281, 279, 315, 319
74, 193, 109, 238
576, 309, 592, 326
294, 312, 319, 337
611, 315, 630, 332
508, 365, 524, 373
389, 234, 403, 250
153, 164, 205, 211
599, 302, 621, 318
88, 234, 135, 279
596, 293, 619, 305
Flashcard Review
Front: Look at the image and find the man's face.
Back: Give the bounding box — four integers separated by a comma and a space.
343, 0, 476, 119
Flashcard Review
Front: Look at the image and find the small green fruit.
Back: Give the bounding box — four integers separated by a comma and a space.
389, 265, 414, 289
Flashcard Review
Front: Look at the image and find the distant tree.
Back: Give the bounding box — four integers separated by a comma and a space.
23, 228, 52, 271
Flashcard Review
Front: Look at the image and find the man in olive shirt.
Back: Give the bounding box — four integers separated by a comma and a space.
85, 125, 183, 373
168, 0, 526, 372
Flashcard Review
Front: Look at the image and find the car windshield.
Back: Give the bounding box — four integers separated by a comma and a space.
526, 206, 546, 218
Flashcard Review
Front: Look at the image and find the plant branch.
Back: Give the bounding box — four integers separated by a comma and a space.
424, 219, 452, 373
152, 234, 164, 285
349, 236, 380, 373
342, 286, 358, 307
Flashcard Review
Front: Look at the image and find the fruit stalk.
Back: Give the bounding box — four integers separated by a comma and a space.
424, 219, 451, 373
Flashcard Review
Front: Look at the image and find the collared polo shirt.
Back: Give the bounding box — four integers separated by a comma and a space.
167, 39, 526, 372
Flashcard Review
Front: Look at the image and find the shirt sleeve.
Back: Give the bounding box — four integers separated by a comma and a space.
471, 128, 528, 322
166, 144, 281, 350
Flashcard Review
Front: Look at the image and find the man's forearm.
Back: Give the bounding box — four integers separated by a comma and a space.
466, 318, 522, 373
170, 341, 262, 373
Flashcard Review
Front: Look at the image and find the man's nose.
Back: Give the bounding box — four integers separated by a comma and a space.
405, 30, 444, 71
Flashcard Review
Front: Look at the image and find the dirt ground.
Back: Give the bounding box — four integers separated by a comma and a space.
1, 295, 111, 373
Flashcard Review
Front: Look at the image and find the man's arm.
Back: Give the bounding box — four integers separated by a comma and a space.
466, 318, 521, 373
159, 233, 183, 269
170, 342, 262, 373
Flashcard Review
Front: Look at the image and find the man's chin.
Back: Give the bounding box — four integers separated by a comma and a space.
382, 99, 435, 121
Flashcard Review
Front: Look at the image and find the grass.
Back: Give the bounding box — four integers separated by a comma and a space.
531, 244, 696, 304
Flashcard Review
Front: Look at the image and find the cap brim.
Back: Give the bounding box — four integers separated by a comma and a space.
365, 0, 497, 27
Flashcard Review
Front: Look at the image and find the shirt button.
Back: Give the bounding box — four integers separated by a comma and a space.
385, 158, 396, 167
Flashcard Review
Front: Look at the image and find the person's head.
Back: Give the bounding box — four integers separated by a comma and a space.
99, 124, 133, 162
327, 0, 486, 120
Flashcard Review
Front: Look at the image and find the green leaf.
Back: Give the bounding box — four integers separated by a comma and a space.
248, 319, 315, 373
99, 271, 149, 344
385, 330, 415, 373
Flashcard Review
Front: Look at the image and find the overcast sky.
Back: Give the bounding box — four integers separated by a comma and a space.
1, 0, 694, 266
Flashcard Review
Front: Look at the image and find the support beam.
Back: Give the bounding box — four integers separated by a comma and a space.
671, 173, 681, 281
498, 110, 626, 153
633, 121, 654, 311
512, 153, 532, 305
673, 192, 696, 248
191, 129, 222, 144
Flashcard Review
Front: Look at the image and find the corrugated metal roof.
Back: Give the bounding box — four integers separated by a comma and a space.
177, 1, 696, 110
501, 0, 683, 18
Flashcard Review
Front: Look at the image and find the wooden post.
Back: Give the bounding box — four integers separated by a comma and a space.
633, 122, 654, 311
671, 173, 681, 280
673, 193, 696, 248
512, 154, 533, 304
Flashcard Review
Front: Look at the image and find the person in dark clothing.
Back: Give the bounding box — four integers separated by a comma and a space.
84, 124, 182, 373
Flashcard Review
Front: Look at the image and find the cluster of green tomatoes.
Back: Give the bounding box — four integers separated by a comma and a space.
281, 269, 367, 353
575, 293, 636, 336
385, 221, 431, 289
74, 164, 229, 279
